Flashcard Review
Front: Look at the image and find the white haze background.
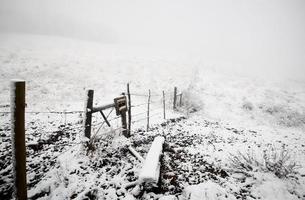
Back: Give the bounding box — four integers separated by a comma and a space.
0, 0, 304, 79
1, 1, 305, 199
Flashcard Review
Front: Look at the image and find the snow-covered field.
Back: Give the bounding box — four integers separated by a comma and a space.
1, 33, 305, 199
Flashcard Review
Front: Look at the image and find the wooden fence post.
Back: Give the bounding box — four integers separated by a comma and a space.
64, 109, 67, 126
173, 87, 177, 110
84, 89, 94, 139
127, 83, 131, 136
147, 89, 151, 131
163, 91, 166, 119
11, 80, 27, 200
121, 111, 128, 137
179, 93, 183, 107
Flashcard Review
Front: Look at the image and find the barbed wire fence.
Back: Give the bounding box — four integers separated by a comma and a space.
2, 80, 185, 198
0, 83, 183, 138
0, 83, 184, 139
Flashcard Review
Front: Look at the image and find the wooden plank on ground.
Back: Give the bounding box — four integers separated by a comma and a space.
138, 136, 165, 187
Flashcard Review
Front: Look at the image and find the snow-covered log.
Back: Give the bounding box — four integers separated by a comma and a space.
139, 136, 165, 187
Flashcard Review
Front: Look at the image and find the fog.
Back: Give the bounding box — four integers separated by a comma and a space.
0, 0, 304, 75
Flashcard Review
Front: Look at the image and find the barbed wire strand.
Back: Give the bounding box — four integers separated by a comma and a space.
131, 111, 147, 117
94, 126, 125, 141
130, 93, 161, 97
52, 142, 83, 160
91, 108, 114, 127
131, 111, 163, 124
131, 102, 147, 107
0, 104, 10, 108
92, 108, 115, 138
0, 110, 84, 114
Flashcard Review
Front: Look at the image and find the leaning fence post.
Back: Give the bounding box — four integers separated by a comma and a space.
173, 87, 177, 110
84, 89, 94, 139
11, 80, 27, 200
163, 90, 166, 119
127, 83, 131, 136
147, 89, 151, 131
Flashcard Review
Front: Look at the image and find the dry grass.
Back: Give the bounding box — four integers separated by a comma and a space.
259, 104, 305, 127
229, 146, 299, 178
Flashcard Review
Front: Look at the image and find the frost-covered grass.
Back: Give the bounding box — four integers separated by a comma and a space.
228, 146, 299, 178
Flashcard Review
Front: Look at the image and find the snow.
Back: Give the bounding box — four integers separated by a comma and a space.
181, 181, 236, 200
159, 195, 177, 200
0, 33, 305, 199
251, 173, 301, 200
139, 136, 165, 186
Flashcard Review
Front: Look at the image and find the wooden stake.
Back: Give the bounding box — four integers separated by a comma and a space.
121, 111, 128, 137
11, 80, 27, 200
173, 87, 177, 110
147, 89, 151, 131
127, 83, 131, 136
64, 110, 67, 126
180, 93, 183, 107
84, 90, 94, 139
162, 91, 166, 119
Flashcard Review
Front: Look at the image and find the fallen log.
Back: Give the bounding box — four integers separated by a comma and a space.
138, 136, 165, 187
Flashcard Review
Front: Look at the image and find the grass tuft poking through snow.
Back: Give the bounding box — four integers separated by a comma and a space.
228, 145, 299, 178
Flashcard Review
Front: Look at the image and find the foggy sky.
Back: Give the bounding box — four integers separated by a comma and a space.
0, 0, 304, 71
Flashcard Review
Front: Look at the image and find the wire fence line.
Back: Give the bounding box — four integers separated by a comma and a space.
90, 116, 121, 128
131, 102, 148, 108
0, 104, 10, 108
129, 93, 161, 97
2, 85, 182, 139
131, 111, 147, 117
131, 111, 163, 124
129, 108, 162, 120
93, 126, 126, 142
50, 141, 84, 161
0, 110, 84, 114
131, 100, 161, 108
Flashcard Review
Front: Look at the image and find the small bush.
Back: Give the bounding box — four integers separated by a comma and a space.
181, 90, 204, 115
242, 101, 254, 111
229, 146, 298, 178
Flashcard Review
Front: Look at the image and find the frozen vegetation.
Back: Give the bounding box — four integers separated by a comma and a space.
0, 34, 305, 199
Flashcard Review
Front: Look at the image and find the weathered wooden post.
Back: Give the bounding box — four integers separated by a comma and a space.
121, 111, 128, 137
147, 89, 151, 131
127, 83, 131, 136
64, 109, 67, 126
139, 136, 165, 187
179, 93, 183, 107
114, 95, 128, 137
162, 91, 166, 119
173, 87, 177, 110
11, 80, 27, 200
84, 89, 94, 139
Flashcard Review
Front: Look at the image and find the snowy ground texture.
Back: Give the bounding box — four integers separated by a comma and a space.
1, 33, 305, 199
